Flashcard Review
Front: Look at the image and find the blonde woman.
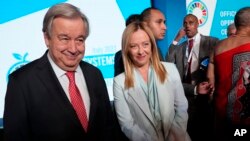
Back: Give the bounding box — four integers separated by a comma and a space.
113, 22, 190, 141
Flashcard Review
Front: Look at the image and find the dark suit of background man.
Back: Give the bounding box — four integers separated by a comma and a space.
3, 3, 116, 141
166, 14, 219, 141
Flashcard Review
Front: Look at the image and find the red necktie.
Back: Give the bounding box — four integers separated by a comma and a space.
185, 39, 194, 83
188, 39, 194, 54
66, 71, 88, 131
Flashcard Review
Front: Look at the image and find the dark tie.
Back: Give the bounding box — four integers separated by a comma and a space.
66, 71, 88, 131
185, 39, 194, 83
188, 39, 194, 54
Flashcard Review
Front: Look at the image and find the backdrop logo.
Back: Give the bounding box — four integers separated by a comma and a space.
187, 1, 208, 26
7, 53, 30, 82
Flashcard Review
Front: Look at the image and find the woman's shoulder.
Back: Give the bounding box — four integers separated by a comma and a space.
161, 62, 177, 71
161, 62, 180, 77
113, 72, 125, 84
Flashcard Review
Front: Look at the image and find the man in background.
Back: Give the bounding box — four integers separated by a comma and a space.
227, 23, 237, 37
166, 14, 219, 141
141, 7, 167, 61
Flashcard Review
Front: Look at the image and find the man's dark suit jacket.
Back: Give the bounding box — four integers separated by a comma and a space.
166, 34, 218, 96
4, 51, 116, 141
114, 50, 124, 77
166, 34, 219, 141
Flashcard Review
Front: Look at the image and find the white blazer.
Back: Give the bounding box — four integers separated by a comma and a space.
113, 62, 191, 141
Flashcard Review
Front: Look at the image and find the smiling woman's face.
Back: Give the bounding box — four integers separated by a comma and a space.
128, 29, 152, 68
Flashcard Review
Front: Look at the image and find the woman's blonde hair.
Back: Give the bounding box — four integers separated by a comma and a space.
122, 22, 167, 88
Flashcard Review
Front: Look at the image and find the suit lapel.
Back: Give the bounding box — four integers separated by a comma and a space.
182, 42, 188, 78
127, 72, 155, 126
155, 73, 173, 134
199, 35, 206, 62
79, 62, 98, 131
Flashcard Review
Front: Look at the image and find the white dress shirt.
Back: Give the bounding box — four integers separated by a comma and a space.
186, 33, 201, 75
47, 53, 90, 119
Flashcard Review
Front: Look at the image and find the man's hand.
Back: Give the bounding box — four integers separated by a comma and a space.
174, 28, 186, 42
196, 81, 213, 95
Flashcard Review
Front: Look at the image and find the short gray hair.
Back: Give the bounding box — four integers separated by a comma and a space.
42, 3, 89, 38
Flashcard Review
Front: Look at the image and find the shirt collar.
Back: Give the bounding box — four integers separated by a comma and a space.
188, 33, 200, 42
47, 53, 81, 78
